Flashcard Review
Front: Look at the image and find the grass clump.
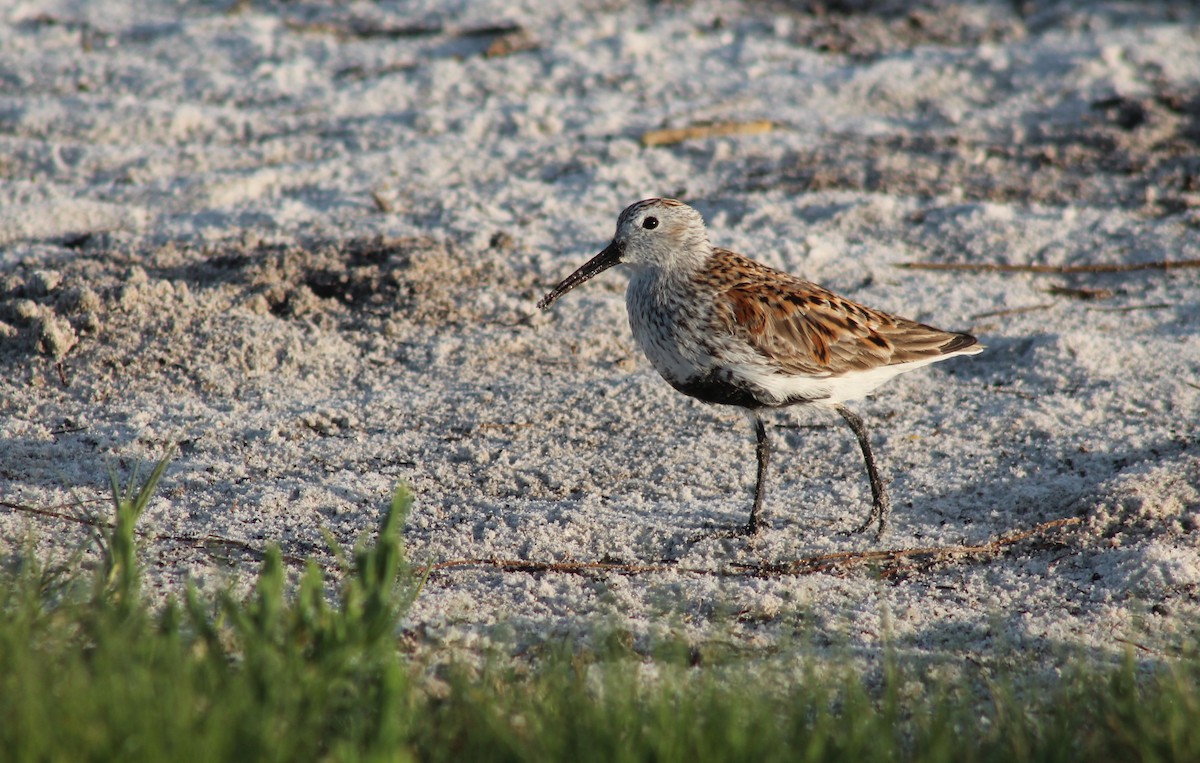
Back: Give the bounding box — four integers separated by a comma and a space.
1, 455, 1199, 762
0, 456, 419, 762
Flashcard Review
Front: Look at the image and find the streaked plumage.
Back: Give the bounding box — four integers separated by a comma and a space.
538, 198, 982, 537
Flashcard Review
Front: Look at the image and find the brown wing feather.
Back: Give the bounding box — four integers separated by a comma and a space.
706, 248, 977, 377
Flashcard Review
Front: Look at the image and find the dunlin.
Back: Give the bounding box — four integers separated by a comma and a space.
538, 199, 982, 537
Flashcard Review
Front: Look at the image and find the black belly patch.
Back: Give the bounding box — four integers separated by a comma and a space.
668, 373, 830, 410
669, 376, 765, 409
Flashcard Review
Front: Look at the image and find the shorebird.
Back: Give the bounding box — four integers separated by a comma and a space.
537, 198, 982, 537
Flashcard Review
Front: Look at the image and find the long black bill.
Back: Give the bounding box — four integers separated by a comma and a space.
536, 241, 623, 310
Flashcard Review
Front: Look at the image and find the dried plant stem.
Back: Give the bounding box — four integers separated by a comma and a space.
642, 120, 775, 147
4, 499, 1081, 580
417, 517, 1081, 580
896, 260, 1200, 274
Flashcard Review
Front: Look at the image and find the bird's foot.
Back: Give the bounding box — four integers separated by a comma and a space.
687, 520, 764, 544
846, 502, 888, 540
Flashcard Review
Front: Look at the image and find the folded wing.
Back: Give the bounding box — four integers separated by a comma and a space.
709, 249, 979, 378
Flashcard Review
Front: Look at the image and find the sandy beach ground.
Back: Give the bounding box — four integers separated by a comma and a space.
2, 0, 1198, 670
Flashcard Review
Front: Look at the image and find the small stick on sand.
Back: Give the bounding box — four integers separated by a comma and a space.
1087, 303, 1173, 313
895, 259, 1200, 274
413, 517, 1082, 580
0, 499, 314, 567
1045, 284, 1114, 300
0, 505, 1081, 581
641, 120, 775, 147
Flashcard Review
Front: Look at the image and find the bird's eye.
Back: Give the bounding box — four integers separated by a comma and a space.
642, 216, 659, 230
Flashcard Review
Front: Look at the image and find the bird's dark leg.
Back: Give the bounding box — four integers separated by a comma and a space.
835, 405, 890, 538
746, 411, 770, 535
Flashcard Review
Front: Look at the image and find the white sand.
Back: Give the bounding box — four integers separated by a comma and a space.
2, 0, 1198, 668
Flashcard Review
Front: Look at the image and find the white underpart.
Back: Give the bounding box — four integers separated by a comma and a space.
748, 349, 983, 408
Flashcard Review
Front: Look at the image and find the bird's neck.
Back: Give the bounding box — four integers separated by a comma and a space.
630, 239, 714, 282
628, 257, 713, 309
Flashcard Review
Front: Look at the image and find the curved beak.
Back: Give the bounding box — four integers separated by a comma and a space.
536, 241, 623, 310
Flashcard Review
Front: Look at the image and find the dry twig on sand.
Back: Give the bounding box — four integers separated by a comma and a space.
0, 499, 313, 567
2, 499, 1081, 581
641, 120, 775, 147
895, 259, 1200, 274
417, 517, 1082, 580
